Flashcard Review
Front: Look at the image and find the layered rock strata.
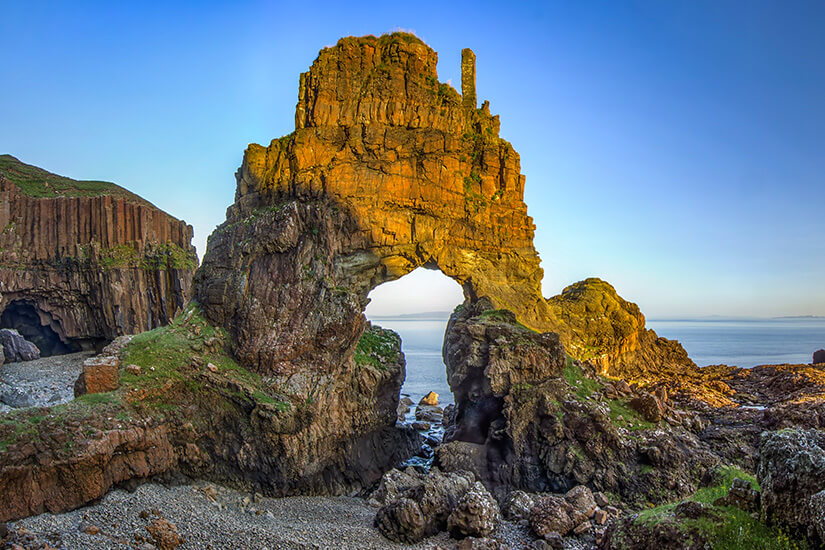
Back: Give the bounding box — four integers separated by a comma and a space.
0, 155, 196, 353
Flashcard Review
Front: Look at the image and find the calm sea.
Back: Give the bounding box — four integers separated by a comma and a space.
369, 316, 825, 405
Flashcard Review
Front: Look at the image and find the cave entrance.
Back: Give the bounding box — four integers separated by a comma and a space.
365, 267, 464, 462
0, 301, 75, 358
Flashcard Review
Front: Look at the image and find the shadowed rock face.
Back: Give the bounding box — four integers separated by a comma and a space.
0, 156, 197, 351
195, 33, 554, 376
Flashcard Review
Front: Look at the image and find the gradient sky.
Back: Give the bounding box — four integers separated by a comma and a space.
2, 1, 824, 318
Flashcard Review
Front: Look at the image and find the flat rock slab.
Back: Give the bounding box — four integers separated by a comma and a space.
0, 352, 93, 410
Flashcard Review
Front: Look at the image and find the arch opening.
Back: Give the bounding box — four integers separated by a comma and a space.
365, 267, 464, 466
0, 301, 76, 358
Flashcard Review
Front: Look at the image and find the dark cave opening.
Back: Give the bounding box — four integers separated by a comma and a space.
0, 301, 75, 358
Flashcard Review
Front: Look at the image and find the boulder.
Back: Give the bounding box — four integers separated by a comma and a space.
146, 517, 184, 549
713, 477, 759, 512
529, 495, 585, 537
373, 468, 474, 543
502, 490, 536, 521
415, 404, 443, 422
814, 349, 825, 365
74, 355, 120, 396
758, 429, 825, 543
447, 481, 501, 538
629, 392, 664, 422
374, 497, 427, 544
565, 485, 597, 518
0, 329, 40, 363
0, 384, 36, 408
420, 391, 439, 406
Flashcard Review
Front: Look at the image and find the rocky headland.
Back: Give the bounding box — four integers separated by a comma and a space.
0, 33, 823, 550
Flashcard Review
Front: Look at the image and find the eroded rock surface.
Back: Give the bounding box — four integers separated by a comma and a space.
0, 155, 196, 353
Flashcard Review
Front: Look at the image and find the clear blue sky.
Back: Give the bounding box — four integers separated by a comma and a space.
2, 1, 824, 318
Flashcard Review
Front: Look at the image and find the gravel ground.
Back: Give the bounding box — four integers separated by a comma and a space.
9, 481, 468, 550
0, 352, 93, 410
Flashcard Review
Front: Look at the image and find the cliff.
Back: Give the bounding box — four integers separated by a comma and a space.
0, 155, 197, 353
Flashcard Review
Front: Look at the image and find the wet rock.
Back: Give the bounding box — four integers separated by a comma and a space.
447, 481, 501, 538
420, 391, 439, 407
0, 329, 40, 363
411, 422, 431, 431
814, 349, 825, 365
415, 405, 444, 422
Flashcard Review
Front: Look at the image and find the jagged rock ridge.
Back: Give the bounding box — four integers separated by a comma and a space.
0, 155, 197, 353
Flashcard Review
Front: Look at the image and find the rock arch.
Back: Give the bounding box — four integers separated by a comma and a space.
196, 33, 555, 377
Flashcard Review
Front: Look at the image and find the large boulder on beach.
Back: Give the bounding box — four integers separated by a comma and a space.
373, 468, 475, 543
0, 329, 40, 363
447, 481, 501, 538
813, 349, 825, 365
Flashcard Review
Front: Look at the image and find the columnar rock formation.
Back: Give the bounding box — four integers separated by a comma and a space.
0, 155, 196, 353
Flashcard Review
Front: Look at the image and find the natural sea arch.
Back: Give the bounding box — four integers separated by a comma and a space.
365, 268, 464, 407
192, 33, 570, 495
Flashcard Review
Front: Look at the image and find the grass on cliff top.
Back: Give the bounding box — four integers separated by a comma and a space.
354, 325, 401, 371
121, 302, 289, 411
0, 154, 153, 204
633, 466, 807, 550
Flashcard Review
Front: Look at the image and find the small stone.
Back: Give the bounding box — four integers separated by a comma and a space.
80, 522, 101, 535
605, 505, 622, 517
126, 364, 142, 375
411, 421, 431, 431
207, 363, 219, 373
594, 509, 609, 525
572, 521, 591, 535
593, 491, 609, 508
